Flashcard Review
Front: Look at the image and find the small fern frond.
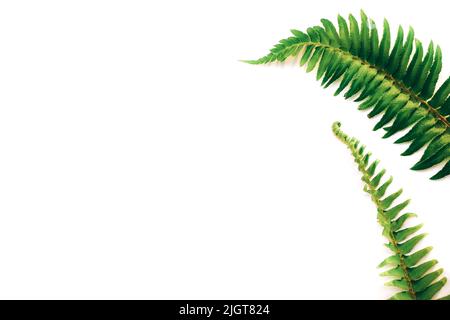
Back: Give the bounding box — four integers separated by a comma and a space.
332, 121, 448, 300
246, 11, 450, 180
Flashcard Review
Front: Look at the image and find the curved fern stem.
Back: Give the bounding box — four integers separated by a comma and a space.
332, 121, 448, 300
246, 11, 450, 180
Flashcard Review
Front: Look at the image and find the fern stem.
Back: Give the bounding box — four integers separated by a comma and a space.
386, 228, 416, 298
332, 122, 417, 299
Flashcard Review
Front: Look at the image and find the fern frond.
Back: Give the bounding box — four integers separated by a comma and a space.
246, 11, 450, 180
332, 121, 448, 299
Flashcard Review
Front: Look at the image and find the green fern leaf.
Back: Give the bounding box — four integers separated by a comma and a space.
332, 121, 448, 300
245, 11, 450, 180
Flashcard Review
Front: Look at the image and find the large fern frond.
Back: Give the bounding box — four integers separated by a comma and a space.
245, 11, 450, 180
332, 121, 448, 300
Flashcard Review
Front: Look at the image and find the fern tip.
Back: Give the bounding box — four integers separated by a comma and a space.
240, 59, 259, 65
332, 121, 342, 132
401, 150, 412, 156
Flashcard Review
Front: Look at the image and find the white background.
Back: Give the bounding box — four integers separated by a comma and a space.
0, 0, 448, 299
